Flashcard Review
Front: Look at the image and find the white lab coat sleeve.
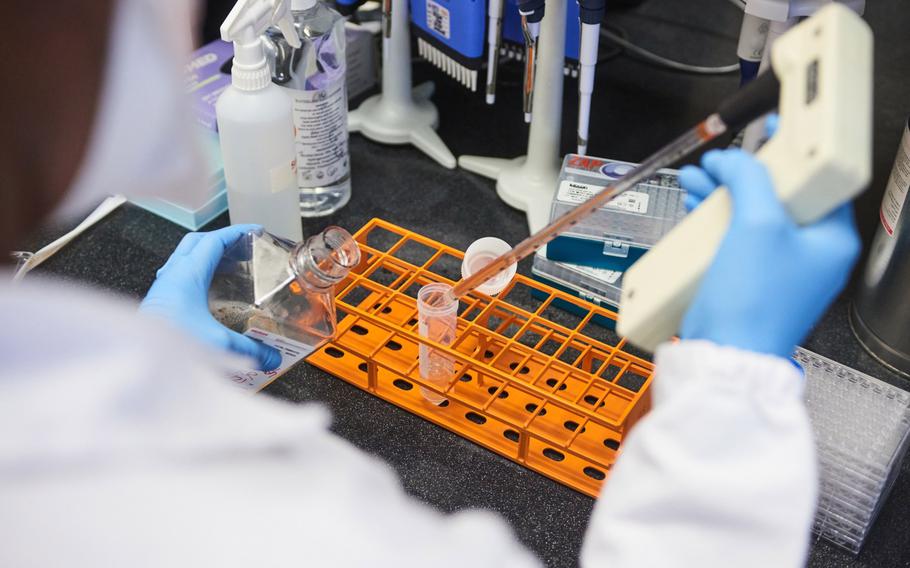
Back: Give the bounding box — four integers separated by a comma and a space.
0, 278, 542, 568
580, 340, 817, 568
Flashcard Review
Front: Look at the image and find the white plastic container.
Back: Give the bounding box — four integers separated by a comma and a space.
217, 0, 303, 242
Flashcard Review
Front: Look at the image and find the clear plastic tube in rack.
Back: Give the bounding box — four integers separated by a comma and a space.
417, 283, 459, 405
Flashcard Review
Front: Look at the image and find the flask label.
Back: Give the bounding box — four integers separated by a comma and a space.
226, 328, 314, 392
290, 78, 350, 190
880, 119, 910, 236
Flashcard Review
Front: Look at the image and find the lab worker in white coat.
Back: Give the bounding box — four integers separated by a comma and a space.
0, 0, 861, 566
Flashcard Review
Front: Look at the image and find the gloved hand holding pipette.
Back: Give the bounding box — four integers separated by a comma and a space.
582, 107, 863, 566
140, 224, 282, 371
678, 120, 861, 358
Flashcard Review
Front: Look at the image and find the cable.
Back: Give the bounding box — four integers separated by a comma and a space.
597, 25, 625, 64
600, 26, 739, 75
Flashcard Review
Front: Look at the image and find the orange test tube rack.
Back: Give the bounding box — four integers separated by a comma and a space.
307, 219, 654, 498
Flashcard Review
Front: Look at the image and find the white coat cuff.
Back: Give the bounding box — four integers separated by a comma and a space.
653, 340, 804, 406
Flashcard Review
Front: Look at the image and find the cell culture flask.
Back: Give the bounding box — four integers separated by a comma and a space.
209, 226, 361, 349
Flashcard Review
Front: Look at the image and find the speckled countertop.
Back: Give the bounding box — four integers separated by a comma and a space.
18, 1, 910, 565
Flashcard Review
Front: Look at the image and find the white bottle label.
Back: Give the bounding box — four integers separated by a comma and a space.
289, 77, 350, 189
557, 180, 650, 214
226, 328, 314, 392
269, 158, 297, 194
880, 120, 910, 237
426, 0, 451, 39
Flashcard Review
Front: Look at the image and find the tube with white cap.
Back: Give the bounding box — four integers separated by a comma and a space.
417, 237, 517, 405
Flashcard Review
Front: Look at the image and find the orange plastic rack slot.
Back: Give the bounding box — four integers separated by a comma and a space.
306, 219, 654, 498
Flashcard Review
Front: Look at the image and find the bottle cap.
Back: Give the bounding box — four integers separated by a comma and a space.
291, 0, 317, 10
461, 237, 517, 296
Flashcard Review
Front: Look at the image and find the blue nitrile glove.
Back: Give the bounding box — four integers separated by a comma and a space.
140, 225, 282, 371
677, 145, 861, 359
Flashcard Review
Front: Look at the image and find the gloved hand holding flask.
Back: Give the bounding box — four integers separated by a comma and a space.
140, 225, 282, 371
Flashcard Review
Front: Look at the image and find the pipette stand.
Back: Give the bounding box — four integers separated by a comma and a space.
348, 0, 456, 169
459, 0, 567, 234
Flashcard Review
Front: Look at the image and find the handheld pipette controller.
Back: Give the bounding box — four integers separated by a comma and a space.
217, 0, 303, 242
618, 4, 873, 350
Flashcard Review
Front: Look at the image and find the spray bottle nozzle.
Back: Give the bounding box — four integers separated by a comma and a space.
220, 0, 301, 90
221, 0, 301, 48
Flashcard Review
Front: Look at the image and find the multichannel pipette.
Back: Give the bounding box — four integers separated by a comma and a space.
413, 0, 485, 91
445, 70, 781, 303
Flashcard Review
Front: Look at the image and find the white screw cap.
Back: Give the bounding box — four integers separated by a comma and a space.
461, 237, 517, 296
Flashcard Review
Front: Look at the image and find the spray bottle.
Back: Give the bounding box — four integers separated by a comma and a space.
264, 0, 351, 218
217, 0, 303, 242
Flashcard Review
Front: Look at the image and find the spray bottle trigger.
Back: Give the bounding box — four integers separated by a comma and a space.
275, 16, 301, 48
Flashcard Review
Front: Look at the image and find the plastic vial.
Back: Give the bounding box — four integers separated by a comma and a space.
417, 283, 459, 405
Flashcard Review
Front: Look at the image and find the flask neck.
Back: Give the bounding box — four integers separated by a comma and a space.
290, 226, 361, 291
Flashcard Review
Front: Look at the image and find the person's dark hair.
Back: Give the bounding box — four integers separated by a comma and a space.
0, 1, 114, 259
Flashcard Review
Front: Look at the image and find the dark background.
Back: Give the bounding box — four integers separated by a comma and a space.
20, 0, 910, 566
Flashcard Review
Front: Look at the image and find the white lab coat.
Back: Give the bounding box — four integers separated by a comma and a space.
0, 277, 816, 567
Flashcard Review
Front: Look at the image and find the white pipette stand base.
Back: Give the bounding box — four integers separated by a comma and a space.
349, 82, 456, 169
348, 0, 455, 169
456, 0, 567, 234
458, 155, 558, 233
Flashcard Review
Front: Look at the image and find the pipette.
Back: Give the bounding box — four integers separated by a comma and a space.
445, 71, 781, 303
577, 0, 605, 155
517, 0, 545, 123
485, 0, 504, 104
381, 0, 392, 38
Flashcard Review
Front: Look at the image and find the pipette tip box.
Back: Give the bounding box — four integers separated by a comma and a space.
548, 154, 686, 271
